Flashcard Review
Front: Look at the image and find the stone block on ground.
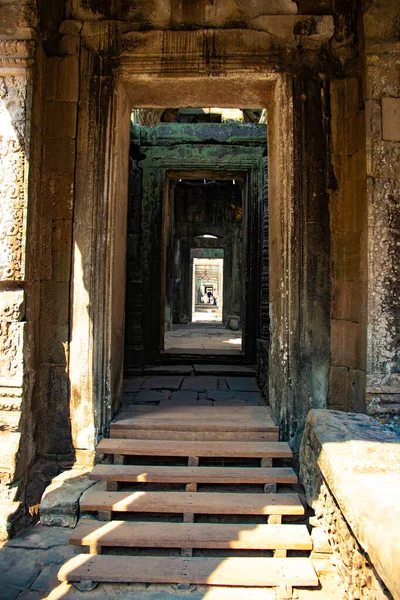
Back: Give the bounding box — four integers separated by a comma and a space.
40, 469, 96, 528
300, 409, 400, 600
311, 526, 332, 554
226, 315, 240, 330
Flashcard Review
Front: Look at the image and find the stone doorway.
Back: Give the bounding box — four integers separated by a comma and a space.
124, 113, 267, 367
69, 69, 330, 456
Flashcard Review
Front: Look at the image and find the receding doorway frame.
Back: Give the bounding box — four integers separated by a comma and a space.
68, 68, 331, 455
158, 166, 261, 364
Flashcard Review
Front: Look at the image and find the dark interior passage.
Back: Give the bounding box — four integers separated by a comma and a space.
124, 110, 268, 368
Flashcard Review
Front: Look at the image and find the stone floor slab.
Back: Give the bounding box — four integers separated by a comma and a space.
226, 377, 259, 392
180, 376, 220, 391
0, 548, 41, 595
6, 525, 72, 550
30, 564, 60, 592
141, 377, 183, 391
123, 379, 146, 393
193, 364, 257, 375
133, 390, 171, 404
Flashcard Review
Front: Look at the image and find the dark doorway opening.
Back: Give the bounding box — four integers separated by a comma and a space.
123, 108, 268, 370
162, 177, 244, 356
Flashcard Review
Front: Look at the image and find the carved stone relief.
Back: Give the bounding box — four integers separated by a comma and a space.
0, 76, 28, 281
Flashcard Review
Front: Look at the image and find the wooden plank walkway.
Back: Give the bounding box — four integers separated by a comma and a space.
59, 390, 317, 595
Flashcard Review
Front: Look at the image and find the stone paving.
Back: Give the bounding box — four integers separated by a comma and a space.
122, 375, 263, 407
164, 325, 242, 353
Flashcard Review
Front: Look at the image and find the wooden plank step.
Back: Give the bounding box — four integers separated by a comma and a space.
80, 490, 304, 515
58, 555, 318, 587
118, 406, 272, 416
97, 439, 292, 458
111, 417, 278, 433
110, 429, 279, 441
90, 465, 298, 484
70, 520, 312, 550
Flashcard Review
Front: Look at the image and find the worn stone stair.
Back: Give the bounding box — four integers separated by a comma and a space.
58, 404, 318, 596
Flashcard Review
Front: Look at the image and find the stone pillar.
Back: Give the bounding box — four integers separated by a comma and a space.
329, 78, 367, 413
363, 1, 400, 435
0, 7, 36, 537
269, 73, 331, 452
69, 22, 130, 462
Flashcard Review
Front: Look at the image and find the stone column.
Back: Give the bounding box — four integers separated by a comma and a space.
0, 6, 36, 537
363, 1, 400, 435
69, 22, 130, 462
268, 73, 331, 452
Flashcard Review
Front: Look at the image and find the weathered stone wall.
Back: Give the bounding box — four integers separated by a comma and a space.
34, 47, 79, 462
0, 0, 38, 537
363, 1, 400, 437
269, 72, 331, 451
300, 409, 399, 600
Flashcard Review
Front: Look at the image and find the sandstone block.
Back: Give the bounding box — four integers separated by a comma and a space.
300, 409, 400, 600
40, 469, 95, 528
42, 173, 74, 220
47, 56, 79, 102
39, 324, 69, 365
328, 365, 353, 411
365, 99, 382, 140
0, 410, 21, 433
52, 220, 72, 283
37, 366, 71, 456
0, 431, 21, 476
59, 20, 83, 35
382, 98, 400, 142
39, 219, 53, 281
59, 34, 80, 56
311, 526, 332, 554
330, 319, 358, 369
368, 139, 400, 178
40, 282, 70, 325
45, 102, 77, 139
0, 288, 25, 322
366, 58, 400, 100
44, 138, 76, 175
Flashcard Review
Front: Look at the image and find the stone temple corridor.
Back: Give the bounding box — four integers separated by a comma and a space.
0, 1, 399, 599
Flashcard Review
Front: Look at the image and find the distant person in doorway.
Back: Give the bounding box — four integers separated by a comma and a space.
207, 291, 212, 303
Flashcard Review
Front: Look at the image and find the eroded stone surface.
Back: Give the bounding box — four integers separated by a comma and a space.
40, 470, 96, 528
300, 409, 400, 600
